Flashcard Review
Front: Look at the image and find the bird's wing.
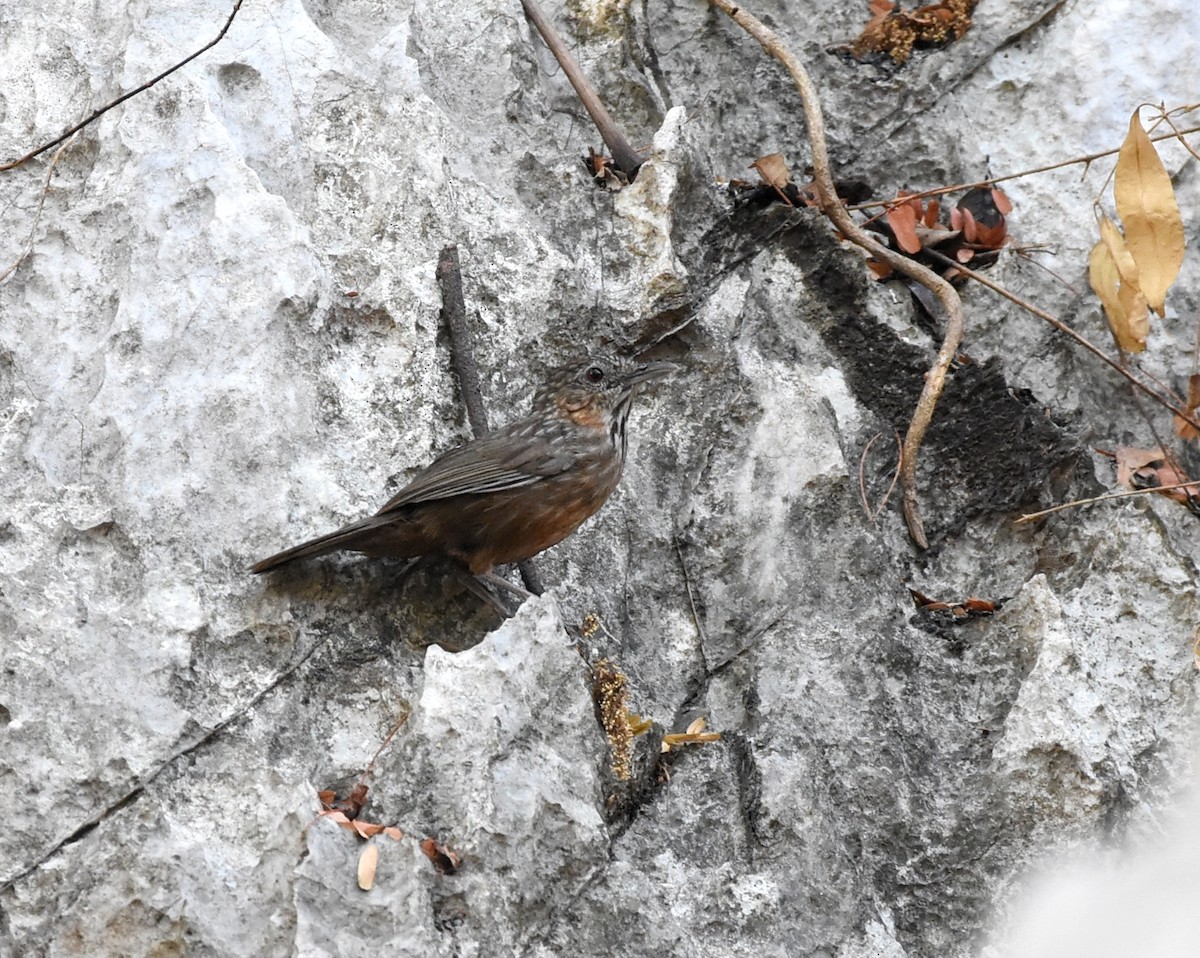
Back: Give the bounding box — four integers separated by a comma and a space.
374, 431, 573, 515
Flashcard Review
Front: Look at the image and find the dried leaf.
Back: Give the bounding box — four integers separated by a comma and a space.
661, 731, 722, 751
1115, 446, 1193, 505
885, 202, 922, 254
1099, 216, 1140, 289
662, 717, 721, 752
1089, 232, 1146, 353
866, 0, 897, 28
991, 187, 1013, 215
351, 820, 385, 839
1117, 282, 1150, 353
383, 826, 404, 841
420, 838, 461, 875
1114, 111, 1185, 316
923, 198, 940, 228
908, 586, 1002, 620
751, 153, 791, 191
357, 844, 379, 891
952, 205, 977, 243
1114, 446, 1161, 487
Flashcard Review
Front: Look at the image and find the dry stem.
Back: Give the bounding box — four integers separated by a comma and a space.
708, 0, 961, 548
923, 249, 1200, 435
1, 0, 246, 172
845, 123, 1200, 212
1016, 480, 1200, 525
520, 0, 643, 177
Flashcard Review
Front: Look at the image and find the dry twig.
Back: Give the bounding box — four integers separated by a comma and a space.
1015, 480, 1200, 525
708, 0, 962, 548
0, 134, 78, 284
858, 431, 903, 525
845, 123, 1200, 213
1, 0, 246, 172
923, 249, 1200, 434
436, 245, 545, 596
520, 0, 643, 177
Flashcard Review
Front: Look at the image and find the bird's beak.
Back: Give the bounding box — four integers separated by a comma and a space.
623, 360, 680, 390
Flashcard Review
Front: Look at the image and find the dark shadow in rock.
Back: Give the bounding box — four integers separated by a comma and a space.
687, 203, 1087, 547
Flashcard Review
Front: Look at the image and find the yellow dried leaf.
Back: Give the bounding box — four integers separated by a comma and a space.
1089, 239, 1141, 352
357, 844, 379, 891
1117, 282, 1149, 353
1115, 111, 1185, 317
1090, 219, 1149, 353
685, 716, 708, 736
1098, 216, 1140, 289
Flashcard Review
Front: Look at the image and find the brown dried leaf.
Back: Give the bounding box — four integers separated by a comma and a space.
751, 153, 791, 191
383, 826, 404, 841
357, 844, 379, 891
1114, 111, 1186, 317
661, 731, 722, 752
866, 0, 897, 28
1118, 283, 1149, 353
1115, 446, 1193, 505
991, 187, 1013, 215
1114, 447, 1170, 487
350, 820, 385, 839
885, 202, 922, 254
420, 838, 461, 875
923, 199, 940, 228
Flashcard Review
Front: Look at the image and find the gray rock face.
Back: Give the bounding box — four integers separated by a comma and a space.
2, 0, 1198, 955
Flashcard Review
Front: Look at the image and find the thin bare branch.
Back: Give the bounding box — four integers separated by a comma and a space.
708, 0, 963, 549
436, 244, 544, 596
0, 133, 78, 284
673, 535, 708, 650
1015, 479, 1200, 525
846, 123, 1200, 212
923, 249, 1200, 434
437, 246, 489, 436
858, 431, 902, 524
1, 0, 246, 172
357, 704, 413, 786
520, 0, 643, 177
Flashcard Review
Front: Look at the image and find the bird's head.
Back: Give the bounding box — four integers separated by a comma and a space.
532, 354, 678, 448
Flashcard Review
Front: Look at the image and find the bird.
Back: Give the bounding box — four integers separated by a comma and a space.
250, 353, 677, 601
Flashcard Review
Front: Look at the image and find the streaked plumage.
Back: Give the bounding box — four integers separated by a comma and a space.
250, 354, 675, 576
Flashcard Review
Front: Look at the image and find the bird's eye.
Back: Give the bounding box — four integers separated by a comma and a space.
585, 365, 605, 384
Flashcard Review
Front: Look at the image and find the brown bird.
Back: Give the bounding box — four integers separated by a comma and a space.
251, 354, 676, 599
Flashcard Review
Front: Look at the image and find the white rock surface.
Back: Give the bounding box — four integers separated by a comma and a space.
1, 0, 1198, 955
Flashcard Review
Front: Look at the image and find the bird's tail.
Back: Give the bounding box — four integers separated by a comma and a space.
249, 516, 384, 574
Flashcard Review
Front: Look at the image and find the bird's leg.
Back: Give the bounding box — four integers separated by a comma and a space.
444, 564, 523, 618
478, 571, 534, 601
